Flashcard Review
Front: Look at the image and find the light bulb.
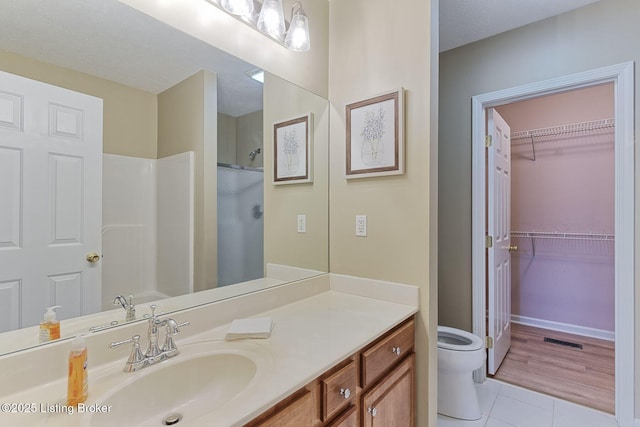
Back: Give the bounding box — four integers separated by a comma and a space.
284, 14, 310, 51
221, 0, 253, 18
257, 0, 285, 40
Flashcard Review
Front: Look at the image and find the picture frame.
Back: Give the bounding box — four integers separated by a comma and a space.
346, 88, 405, 179
273, 113, 313, 184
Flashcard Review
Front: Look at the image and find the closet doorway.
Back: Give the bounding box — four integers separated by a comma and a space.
489, 84, 616, 413
470, 63, 635, 427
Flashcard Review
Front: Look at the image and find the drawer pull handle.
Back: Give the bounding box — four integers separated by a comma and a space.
392, 346, 401, 355
339, 388, 351, 399
368, 407, 377, 417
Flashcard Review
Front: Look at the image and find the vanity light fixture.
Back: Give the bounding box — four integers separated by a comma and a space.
257, 0, 286, 40
203, 0, 311, 52
284, 2, 310, 52
220, 0, 253, 17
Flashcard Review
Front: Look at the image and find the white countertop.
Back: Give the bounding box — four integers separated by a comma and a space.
0, 287, 417, 427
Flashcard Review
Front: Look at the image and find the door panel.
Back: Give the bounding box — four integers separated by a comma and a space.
0, 70, 102, 331
0, 146, 22, 248
487, 108, 512, 375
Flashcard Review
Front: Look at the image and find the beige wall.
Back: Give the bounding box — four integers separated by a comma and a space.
217, 112, 237, 165
0, 49, 158, 158
237, 110, 264, 168
120, 0, 329, 98
328, 0, 435, 425
158, 71, 218, 292
439, 0, 640, 417
263, 73, 329, 273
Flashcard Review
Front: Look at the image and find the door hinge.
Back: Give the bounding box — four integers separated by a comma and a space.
485, 235, 493, 248
486, 336, 494, 349
485, 135, 493, 147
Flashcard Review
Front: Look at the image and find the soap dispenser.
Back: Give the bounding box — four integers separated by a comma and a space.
67, 334, 88, 406
39, 305, 61, 343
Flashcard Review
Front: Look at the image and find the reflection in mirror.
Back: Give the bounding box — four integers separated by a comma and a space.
0, 0, 328, 356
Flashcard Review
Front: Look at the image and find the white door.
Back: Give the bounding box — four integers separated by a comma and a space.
0, 71, 103, 332
487, 108, 512, 374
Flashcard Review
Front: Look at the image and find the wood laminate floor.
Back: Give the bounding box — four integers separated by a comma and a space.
491, 323, 615, 414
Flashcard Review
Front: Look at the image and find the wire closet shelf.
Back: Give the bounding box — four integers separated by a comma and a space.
511, 231, 615, 241
510, 118, 614, 161
510, 118, 615, 141
510, 231, 615, 257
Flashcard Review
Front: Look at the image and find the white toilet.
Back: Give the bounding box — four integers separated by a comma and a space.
437, 325, 486, 420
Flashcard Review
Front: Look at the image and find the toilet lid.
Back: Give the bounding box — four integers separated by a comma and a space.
437, 326, 484, 351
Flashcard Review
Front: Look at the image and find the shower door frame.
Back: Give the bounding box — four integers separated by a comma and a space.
470, 62, 635, 427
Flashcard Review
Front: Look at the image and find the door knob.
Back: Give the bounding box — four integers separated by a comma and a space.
86, 252, 101, 263
508, 245, 518, 252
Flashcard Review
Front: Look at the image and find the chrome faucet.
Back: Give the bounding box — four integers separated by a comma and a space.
113, 294, 136, 322
145, 304, 163, 362
109, 304, 190, 373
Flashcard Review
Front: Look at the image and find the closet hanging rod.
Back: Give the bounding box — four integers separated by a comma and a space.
511, 231, 615, 241
511, 118, 615, 141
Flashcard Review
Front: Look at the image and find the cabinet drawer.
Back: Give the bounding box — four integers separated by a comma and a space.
361, 318, 415, 388
321, 360, 357, 421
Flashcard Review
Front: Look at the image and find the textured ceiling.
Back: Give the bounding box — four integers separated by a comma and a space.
439, 0, 601, 52
0, 0, 602, 111
0, 0, 263, 117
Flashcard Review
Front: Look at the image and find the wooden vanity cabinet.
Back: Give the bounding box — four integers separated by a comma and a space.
245, 389, 314, 427
245, 317, 415, 427
361, 354, 415, 427
321, 359, 357, 421
326, 406, 357, 427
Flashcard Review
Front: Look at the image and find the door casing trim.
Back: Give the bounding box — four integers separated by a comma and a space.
470, 61, 635, 426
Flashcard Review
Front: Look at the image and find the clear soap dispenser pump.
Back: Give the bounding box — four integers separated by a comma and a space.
39, 305, 61, 343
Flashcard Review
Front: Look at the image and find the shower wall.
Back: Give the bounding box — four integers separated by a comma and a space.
496, 84, 615, 336
218, 110, 264, 168
217, 166, 264, 286
102, 154, 157, 310
102, 152, 194, 309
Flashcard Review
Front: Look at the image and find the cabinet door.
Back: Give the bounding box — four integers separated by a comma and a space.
250, 390, 312, 427
327, 406, 357, 427
362, 353, 415, 427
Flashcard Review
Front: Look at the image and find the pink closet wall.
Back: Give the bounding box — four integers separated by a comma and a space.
496, 83, 615, 333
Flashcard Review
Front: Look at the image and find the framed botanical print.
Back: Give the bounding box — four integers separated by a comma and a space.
346, 88, 404, 179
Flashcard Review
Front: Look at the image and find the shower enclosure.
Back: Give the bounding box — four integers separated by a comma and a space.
217, 163, 264, 286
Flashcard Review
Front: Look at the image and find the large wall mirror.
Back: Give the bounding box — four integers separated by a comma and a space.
0, 0, 328, 355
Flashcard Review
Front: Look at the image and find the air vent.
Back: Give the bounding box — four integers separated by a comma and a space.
543, 337, 583, 349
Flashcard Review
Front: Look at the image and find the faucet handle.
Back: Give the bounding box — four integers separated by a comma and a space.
110, 334, 147, 372
178, 320, 190, 328
174, 321, 191, 333
125, 295, 136, 321
162, 320, 190, 358
109, 334, 139, 349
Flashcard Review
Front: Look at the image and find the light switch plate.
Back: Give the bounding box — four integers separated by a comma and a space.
297, 214, 306, 233
356, 215, 367, 237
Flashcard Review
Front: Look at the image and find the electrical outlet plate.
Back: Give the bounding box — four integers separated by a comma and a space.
356, 215, 367, 237
297, 214, 306, 233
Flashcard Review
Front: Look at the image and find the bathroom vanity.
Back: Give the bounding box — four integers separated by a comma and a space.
245, 318, 415, 426
0, 274, 418, 427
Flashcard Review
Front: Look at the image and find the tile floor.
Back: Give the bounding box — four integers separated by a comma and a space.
437, 379, 618, 427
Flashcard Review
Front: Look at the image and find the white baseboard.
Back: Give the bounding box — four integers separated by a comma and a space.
511, 315, 615, 341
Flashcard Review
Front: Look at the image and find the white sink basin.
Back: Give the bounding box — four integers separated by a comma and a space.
89, 352, 257, 427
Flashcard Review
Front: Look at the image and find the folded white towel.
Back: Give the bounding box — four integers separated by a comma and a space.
225, 317, 274, 340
